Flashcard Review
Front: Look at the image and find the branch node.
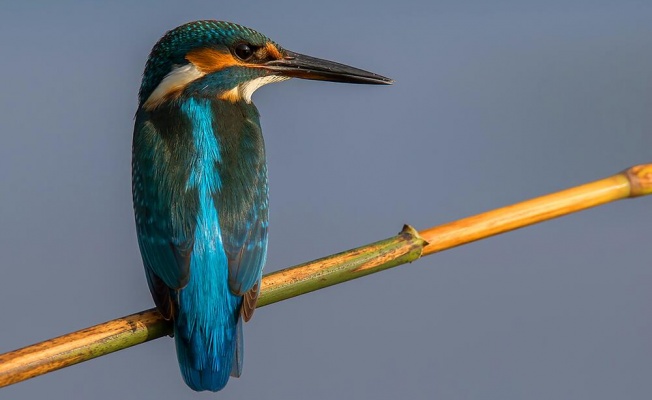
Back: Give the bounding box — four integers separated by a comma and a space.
624, 164, 652, 197
400, 224, 429, 246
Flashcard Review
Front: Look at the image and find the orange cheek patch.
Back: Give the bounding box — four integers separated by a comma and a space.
265, 43, 283, 60
186, 48, 244, 73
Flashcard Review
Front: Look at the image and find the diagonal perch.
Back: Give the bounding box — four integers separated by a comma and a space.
0, 164, 650, 388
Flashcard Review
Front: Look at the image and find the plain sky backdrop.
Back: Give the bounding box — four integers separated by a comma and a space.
1, 1, 651, 399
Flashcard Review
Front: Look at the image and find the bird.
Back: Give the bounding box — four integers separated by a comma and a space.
132, 20, 392, 392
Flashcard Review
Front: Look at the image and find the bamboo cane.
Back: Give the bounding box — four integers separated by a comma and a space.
0, 164, 650, 388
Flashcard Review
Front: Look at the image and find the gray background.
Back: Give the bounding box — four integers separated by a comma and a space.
1, 1, 651, 399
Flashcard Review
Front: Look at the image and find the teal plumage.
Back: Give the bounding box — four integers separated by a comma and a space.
132, 20, 391, 392
133, 95, 267, 391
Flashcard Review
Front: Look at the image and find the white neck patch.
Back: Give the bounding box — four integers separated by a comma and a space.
235, 75, 291, 103
240, 75, 290, 103
143, 64, 205, 110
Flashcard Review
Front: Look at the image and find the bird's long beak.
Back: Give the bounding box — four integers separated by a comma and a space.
264, 50, 393, 85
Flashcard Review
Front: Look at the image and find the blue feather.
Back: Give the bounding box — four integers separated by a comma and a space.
172, 98, 242, 391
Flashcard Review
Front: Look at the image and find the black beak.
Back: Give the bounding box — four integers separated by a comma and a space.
264, 50, 393, 85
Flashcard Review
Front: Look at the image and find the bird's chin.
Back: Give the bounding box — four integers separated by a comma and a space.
218, 75, 291, 103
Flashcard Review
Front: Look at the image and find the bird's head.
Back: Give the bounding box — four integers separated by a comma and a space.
139, 20, 392, 110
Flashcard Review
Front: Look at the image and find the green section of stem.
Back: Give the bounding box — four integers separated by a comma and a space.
258, 225, 427, 307
0, 225, 427, 388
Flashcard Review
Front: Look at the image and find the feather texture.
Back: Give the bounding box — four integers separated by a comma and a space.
133, 94, 268, 391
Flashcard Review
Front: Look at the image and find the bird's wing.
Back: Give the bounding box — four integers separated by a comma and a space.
224, 211, 265, 321
133, 119, 194, 317
222, 195, 268, 298
224, 211, 267, 296
219, 163, 268, 308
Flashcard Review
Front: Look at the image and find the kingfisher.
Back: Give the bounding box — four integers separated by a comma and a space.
132, 20, 391, 392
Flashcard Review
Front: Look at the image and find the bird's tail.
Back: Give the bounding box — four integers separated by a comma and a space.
173, 314, 244, 392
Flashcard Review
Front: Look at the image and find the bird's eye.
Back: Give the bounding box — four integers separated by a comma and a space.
235, 43, 253, 60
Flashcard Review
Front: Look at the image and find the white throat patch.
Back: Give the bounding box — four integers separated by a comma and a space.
223, 75, 290, 103
143, 64, 205, 110
240, 75, 290, 103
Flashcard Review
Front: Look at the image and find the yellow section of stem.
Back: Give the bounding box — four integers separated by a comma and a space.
0, 164, 650, 388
